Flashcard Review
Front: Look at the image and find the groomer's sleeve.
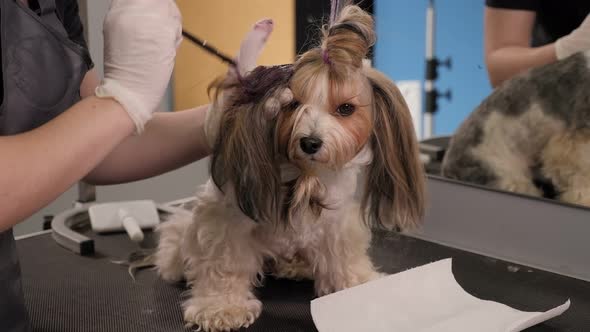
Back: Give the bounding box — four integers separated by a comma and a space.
63, 0, 94, 69
485, 0, 538, 11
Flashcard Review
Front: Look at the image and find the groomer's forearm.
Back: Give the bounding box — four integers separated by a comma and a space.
84, 105, 210, 185
0, 97, 134, 231
486, 44, 557, 88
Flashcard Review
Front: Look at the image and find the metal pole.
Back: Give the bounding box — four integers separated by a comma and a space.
424, 0, 435, 139
77, 182, 96, 205
426, 0, 435, 63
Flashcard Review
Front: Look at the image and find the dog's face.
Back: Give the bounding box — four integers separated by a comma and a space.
212, 3, 426, 229
278, 69, 373, 171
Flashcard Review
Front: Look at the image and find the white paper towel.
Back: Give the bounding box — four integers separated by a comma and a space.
311, 259, 570, 332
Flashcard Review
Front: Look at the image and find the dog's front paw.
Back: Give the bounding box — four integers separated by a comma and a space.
183, 297, 262, 332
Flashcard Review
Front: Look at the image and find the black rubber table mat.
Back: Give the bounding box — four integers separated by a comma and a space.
17, 229, 590, 332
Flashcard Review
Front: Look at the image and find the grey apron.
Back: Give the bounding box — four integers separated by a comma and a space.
0, 0, 90, 330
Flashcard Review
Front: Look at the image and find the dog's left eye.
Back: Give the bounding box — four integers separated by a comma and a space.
336, 103, 355, 116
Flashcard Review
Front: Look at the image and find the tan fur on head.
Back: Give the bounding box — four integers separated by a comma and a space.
277, 3, 378, 221
286, 3, 425, 229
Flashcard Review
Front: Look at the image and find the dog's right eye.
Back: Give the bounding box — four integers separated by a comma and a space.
336, 103, 356, 116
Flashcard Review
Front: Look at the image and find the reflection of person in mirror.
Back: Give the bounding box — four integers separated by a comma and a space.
484, 1, 590, 87
441, 1, 590, 206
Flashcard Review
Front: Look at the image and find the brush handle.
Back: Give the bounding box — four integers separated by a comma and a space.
119, 209, 144, 243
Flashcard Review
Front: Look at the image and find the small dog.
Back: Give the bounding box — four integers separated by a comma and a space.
442, 50, 590, 206
154, 4, 425, 331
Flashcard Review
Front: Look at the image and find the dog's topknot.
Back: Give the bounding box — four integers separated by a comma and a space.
292, 2, 375, 97
321, 2, 375, 70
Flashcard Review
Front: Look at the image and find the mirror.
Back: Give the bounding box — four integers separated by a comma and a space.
372, 1, 590, 209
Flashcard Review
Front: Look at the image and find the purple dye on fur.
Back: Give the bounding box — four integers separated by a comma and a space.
233, 64, 294, 106
322, 49, 331, 65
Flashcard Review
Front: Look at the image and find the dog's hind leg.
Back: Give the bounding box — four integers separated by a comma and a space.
181, 183, 265, 332
542, 130, 590, 207
459, 110, 553, 197
475, 151, 543, 196
445, 142, 542, 196
154, 213, 192, 283
469, 148, 542, 197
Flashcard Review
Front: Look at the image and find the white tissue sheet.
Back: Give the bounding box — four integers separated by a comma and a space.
311, 259, 570, 332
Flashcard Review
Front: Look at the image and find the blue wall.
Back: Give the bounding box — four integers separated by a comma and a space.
374, 0, 492, 136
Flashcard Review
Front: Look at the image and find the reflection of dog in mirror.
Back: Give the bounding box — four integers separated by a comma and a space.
442, 50, 590, 206
153, 3, 425, 332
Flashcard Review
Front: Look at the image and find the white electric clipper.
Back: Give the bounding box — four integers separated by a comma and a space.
88, 200, 160, 243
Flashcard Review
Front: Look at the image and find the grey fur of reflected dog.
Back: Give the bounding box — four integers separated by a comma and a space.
442, 50, 590, 206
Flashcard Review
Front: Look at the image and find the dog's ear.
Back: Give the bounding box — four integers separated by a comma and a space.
210, 99, 282, 224
362, 67, 426, 230
210, 65, 294, 225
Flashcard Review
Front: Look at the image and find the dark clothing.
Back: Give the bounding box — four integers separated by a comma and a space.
23, 0, 89, 48
0, 0, 92, 101
0, 229, 28, 332
0, 0, 92, 331
486, 0, 590, 46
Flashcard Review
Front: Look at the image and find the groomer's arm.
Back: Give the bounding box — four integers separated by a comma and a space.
86, 109, 211, 184
0, 0, 182, 231
0, 98, 134, 231
84, 106, 210, 185
484, 7, 557, 88
80, 69, 211, 185
80, 70, 210, 184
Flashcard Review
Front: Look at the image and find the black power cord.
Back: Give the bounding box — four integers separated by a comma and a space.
181, 30, 236, 67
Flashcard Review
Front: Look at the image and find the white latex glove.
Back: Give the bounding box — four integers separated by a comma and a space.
204, 18, 280, 149
95, 0, 182, 134
555, 14, 590, 60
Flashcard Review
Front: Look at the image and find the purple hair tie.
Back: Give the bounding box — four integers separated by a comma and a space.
322, 49, 331, 65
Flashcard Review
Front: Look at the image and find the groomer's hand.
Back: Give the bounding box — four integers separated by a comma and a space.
95, 0, 182, 133
556, 14, 590, 60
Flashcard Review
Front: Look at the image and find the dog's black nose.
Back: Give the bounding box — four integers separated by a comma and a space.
300, 136, 323, 154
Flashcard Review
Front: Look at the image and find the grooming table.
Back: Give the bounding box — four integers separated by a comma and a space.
17, 225, 590, 331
